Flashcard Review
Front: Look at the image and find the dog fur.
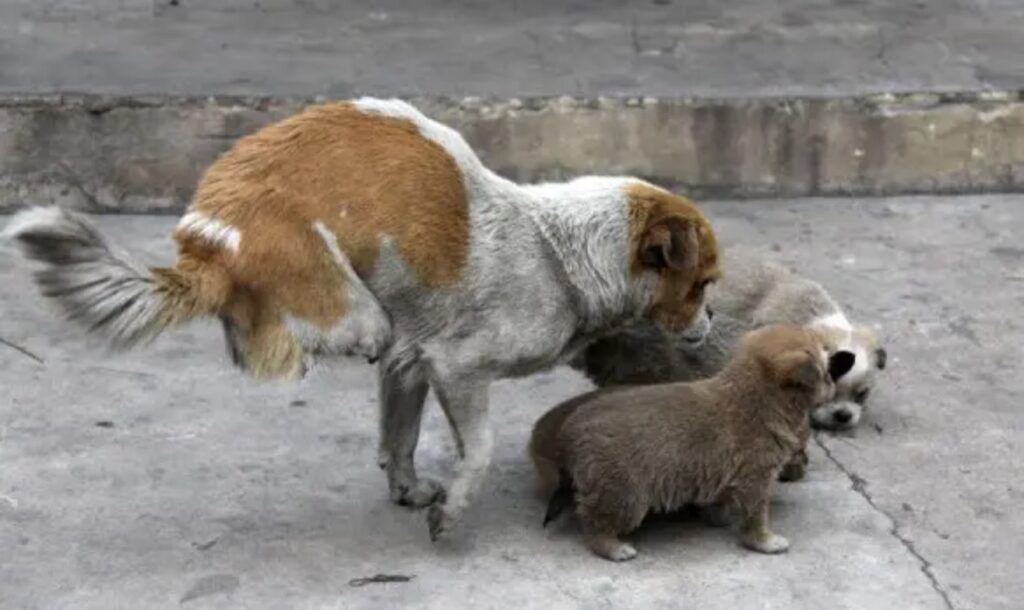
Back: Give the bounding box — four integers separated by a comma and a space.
574, 247, 886, 432
531, 324, 853, 561
3, 98, 720, 540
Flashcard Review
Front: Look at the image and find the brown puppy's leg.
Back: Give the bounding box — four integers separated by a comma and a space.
778, 450, 808, 482
735, 483, 790, 554
584, 524, 637, 562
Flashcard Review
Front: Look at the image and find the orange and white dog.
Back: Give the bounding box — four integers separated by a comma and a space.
4, 98, 720, 539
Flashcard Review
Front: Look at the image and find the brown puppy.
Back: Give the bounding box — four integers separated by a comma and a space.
530, 324, 853, 561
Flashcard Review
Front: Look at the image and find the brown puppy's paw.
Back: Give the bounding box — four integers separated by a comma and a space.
604, 543, 638, 562
586, 531, 638, 561
779, 450, 809, 482
778, 461, 806, 482
390, 479, 445, 508
741, 532, 790, 554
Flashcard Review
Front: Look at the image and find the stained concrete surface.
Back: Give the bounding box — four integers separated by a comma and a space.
0, 196, 1021, 609
6, 0, 1024, 210
2, 0, 1024, 98
8, 93, 1024, 213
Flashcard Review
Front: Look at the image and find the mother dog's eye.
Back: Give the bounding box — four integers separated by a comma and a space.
854, 387, 871, 403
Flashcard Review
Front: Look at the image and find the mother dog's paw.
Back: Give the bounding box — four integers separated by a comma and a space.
427, 502, 459, 541
390, 480, 445, 508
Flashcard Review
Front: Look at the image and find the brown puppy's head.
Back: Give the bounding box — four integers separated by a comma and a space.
740, 325, 855, 407
626, 183, 720, 342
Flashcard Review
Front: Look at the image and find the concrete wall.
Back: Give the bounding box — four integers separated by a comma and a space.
3, 92, 1024, 213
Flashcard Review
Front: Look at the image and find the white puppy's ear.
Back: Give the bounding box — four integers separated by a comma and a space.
638, 217, 698, 272
828, 350, 856, 381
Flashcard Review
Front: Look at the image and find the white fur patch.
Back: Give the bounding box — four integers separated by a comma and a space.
351, 97, 499, 190
2, 206, 66, 241
521, 177, 654, 327
844, 344, 871, 384
287, 222, 392, 360
176, 212, 241, 252
812, 311, 871, 387
312, 221, 348, 267
812, 311, 853, 332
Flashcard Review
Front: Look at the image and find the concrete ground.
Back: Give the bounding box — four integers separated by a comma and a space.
2, 0, 1024, 98
1, 196, 1020, 609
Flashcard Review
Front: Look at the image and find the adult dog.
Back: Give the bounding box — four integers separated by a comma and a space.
5, 98, 720, 539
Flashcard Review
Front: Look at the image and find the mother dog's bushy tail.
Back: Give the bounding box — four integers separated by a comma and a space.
3, 207, 232, 348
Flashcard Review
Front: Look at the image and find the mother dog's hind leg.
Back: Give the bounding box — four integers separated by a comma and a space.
426, 378, 493, 541
378, 361, 444, 507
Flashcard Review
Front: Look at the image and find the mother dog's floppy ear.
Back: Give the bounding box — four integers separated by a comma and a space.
638, 217, 699, 272
828, 350, 856, 381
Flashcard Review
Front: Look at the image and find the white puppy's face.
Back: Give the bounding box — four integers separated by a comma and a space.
811, 397, 864, 430
812, 334, 886, 430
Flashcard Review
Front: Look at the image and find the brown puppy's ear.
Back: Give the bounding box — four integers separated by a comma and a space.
775, 350, 821, 389
638, 217, 699, 272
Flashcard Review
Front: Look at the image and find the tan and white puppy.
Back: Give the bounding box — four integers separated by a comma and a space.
574, 247, 886, 432
3, 99, 720, 540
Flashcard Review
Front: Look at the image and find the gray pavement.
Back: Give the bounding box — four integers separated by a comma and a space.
3, 0, 1024, 98
2, 195, 1021, 609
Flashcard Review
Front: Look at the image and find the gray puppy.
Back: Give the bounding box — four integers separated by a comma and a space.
533, 325, 854, 561
573, 247, 887, 432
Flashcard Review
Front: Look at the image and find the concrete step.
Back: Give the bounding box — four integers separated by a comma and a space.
4, 1, 1024, 211
2, 91, 1024, 213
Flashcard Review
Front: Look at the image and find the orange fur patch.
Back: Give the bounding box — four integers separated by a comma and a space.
625, 183, 720, 331
170, 101, 470, 377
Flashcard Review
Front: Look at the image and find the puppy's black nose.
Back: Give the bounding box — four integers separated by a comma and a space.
706, 307, 714, 321
834, 409, 853, 424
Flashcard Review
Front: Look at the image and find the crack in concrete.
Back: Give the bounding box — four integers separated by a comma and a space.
0, 336, 44, 364
630, 17, 642, 55
813, 433, 956, 610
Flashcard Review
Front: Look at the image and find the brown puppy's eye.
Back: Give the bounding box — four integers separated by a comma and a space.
854, 387, 871, 403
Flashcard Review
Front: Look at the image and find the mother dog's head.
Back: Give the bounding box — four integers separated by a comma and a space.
626, 183, 720, 343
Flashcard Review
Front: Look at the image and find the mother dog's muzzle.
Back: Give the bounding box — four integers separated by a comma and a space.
679, 305, 713, 345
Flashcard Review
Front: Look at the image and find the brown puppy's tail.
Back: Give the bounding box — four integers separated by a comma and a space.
529, 392, 595, 498
530, 390, 612, 526
4, 207, 231, 349
543, 468, 574, 527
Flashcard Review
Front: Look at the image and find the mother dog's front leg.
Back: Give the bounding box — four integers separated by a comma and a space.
426, 378, 493, 541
